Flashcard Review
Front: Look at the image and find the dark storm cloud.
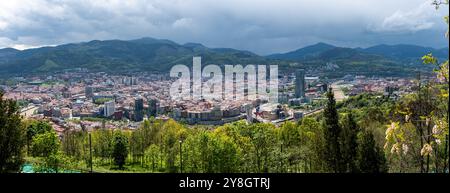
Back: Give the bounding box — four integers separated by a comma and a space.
0, 0, 448, 54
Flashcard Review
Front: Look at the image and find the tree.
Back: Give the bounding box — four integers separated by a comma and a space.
112, 130, 129, 169
145, 144, 160, 172
130, 120, 160, 165
280, 121, 300, 147
279, 121, 301, 172
92, 129, 114, 163
29, 129, 65, 173
30, 130, 60, 157
341, 112, 359, 172
35, 151, 70, 173
26, 120, 52, 155
299, 117, 325, 172
357, 130, 388, 173
197, 131, 212, 172
383, 1, 449, 173
160, 119, 186, 172
249, 123, 276, 172
323, 88, 344, 172
0, 92, 26, 173
421, 0, 449, 173
208, 130, 240, 173
61, 130, 85, 159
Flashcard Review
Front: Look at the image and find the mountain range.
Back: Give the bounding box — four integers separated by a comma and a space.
0, 37, 448, 77
267, 42, 448, 62
0, 37, 268, 75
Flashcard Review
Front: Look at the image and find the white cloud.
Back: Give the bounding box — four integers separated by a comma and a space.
370, 1, 444, 33
172, 18, 193, 29
0, 36, 56, 50
0, 20, 7, 30
11, 44, 44, 50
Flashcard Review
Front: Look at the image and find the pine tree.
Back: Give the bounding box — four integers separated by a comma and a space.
341, 112, 359, 172
357, 130, 388, 173
323, 88, 344, 172
112, 131, 129, 169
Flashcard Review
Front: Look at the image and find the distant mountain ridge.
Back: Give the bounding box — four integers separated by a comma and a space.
0, 37, 268, 75
267, 42, 448, 62
0, 48, 20, 57
0, 37, 447, 77
267, 42, 336, 60
362, 44, 449, 60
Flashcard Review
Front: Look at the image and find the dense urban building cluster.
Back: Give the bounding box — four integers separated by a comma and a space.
0, 68, 418, 139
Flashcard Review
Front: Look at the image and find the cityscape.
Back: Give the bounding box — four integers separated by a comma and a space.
0, 0, 448, 181
6, 67, 418, 133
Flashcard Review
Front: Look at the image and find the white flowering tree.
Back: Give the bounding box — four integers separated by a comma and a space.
385, 0, 449, 173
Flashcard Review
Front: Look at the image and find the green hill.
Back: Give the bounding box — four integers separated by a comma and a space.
0, 37, 270, 75
0, 38, 445, 78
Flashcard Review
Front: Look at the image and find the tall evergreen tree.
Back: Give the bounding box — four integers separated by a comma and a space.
323, 88, 344, 172
341, 112, 359, 172
112, 131, 129, 169
0, 92, 26, 173
357, 130, 388, 173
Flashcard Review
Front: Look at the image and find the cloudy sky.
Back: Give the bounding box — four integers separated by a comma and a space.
0, 0, 448, 55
